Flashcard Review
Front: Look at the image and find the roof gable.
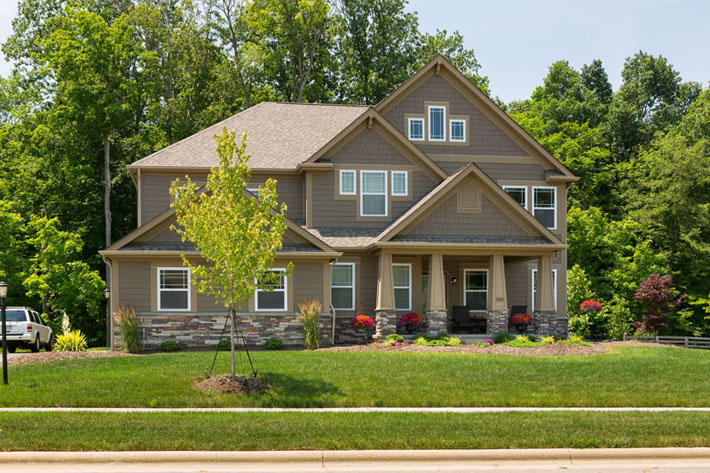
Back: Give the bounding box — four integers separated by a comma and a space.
376, 55, 577, 181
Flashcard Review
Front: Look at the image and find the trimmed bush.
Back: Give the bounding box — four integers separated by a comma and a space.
413, 334, 462, 347
215, 340, 230, 351
385, 334, 405, 344
263, 338, 284, 350
504, 335, 541, 348
159, 341, 181, 352
53, 330, 87, 352
114, 305, 141, 353
298, 299, 321, 350
492, 332, 514, 344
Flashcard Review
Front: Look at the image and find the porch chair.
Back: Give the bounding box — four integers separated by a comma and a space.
452, 305, 486, 334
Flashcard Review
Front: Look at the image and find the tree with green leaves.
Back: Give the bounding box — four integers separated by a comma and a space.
22, 216, 105, 342
170, 129, 292, 379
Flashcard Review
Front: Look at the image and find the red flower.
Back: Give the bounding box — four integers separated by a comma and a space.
510, 313, 532, 325
351, 315, 375, 330
398, 312, 423, 327
579, 299, 603, 312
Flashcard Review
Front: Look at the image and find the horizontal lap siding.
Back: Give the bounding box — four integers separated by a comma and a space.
384, 75, 526, 157
249, 176, 304, 223
118, 261, 151, 312
292, 262, 325, 308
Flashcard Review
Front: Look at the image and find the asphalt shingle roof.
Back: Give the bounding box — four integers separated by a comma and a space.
129, 102, 368, 170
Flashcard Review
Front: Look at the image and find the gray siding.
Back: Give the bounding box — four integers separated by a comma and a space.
249, 175, 304, 223
292, 261, 325, 307
384, 75, 527, 157
118, 261, 151, 312
437, 162, 547, 180
404, 193, 529, 238
327, 128, 410, 165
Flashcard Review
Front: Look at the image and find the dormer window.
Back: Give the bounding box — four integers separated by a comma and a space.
408, 118, 424, 141
450, 119, 466, 142
360, 170, 387, 216
428, 106, 446, 141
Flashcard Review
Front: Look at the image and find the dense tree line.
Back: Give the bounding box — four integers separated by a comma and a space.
0, 0, 707, 342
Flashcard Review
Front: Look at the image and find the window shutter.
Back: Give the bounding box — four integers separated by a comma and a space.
458, 181, 481, 213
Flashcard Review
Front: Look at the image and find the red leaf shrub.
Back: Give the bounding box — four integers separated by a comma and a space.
632, 274, 686, 334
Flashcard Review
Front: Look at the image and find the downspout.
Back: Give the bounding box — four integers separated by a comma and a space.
329, 259, 336, 345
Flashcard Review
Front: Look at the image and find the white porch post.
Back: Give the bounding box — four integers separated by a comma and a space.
489, 254, 507, 311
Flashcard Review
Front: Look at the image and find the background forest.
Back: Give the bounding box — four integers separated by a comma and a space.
0, 0, 707, 345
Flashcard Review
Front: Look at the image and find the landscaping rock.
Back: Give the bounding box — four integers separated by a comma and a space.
193, 375, 271, 394
3, 351, 132, 367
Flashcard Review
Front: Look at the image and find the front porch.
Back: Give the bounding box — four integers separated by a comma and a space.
373, 250, 568, 339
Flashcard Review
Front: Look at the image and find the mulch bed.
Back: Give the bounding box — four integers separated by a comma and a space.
193, 375, 272, 394
2, 350, 133, 367
318, 342, 611, 356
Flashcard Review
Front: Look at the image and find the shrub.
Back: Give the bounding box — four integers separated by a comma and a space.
53, 330, 87, 352
298, 299, 321, 350
492, 332, 514, 344
542, 335, 557, 344
447, 336, 462, 347
159, 341, 181, 352
351, 314, 375, 330
413, 333, 461, 347
560, 335, 591, 346
113, 305, 141, 353
633, 274, 687, 334
504, 335, 541, 348
263, 338, 284, 350
413, 336, 428, 345
385, 334, 404, 343
215, 340, 230, 351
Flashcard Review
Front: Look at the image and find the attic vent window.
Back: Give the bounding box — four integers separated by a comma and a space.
458, 182, 481, 213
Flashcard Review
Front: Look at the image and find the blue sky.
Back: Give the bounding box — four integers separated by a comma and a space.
1, 0, 708, 103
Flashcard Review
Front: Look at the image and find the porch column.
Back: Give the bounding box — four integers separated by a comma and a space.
374, 252, 396, 340
535, 254, 556, 336
426, 253, 447, 335
486, 254, 508, 334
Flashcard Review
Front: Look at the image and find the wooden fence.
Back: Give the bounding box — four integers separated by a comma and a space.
623, 334, 710, 349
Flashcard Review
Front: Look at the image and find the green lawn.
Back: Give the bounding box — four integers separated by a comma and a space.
1, 411, 708, 450
1, 346, 708, 407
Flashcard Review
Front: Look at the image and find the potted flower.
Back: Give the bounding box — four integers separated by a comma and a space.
351, 314, 375, 344
398, 312, 423, 334
510, 312, 533, 334
579, 299, 603, 312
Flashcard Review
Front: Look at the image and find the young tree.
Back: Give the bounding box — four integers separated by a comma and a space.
170, 129, 291, 379
632, 273, 686, 335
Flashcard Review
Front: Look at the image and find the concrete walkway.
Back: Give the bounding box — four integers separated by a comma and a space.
1, 407, 709, 413
1, 449, 709, 472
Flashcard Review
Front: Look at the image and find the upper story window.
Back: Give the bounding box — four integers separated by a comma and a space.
449, 119, 466, 142
339, 170, 356, 195
158, 267, 191, 311
255, 269, 287, 311
408, 118, 424, 141
533, 186, 556, 229
428, 106, 446, 141
503, 186, 527, 210
360, 170, 387, 216
331, 263, 355, 310
391, 171, 407, 196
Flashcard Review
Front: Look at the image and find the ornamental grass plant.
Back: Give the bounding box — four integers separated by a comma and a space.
298, 299, 321, 350
114, 305, 141, 353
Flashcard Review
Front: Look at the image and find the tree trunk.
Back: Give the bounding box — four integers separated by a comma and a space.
230, 304, 237, 381
104, 135, 112, 289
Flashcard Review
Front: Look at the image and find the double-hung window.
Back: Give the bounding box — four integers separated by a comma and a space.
449, 119, 466, 142
393, 263, 412, 311
428, 106, 446, 141
503, 186, 527, 209
391, 171, 407, 196
408, 118, 424, 141
464, 269, 488, 311
532, 187, 556, 229
339, 170, 356, 195
531, 269, 558, 311
331, 263, 355, 310
360, 170, 387, 216
255, 269, 287, 311
158, 267, 191, 311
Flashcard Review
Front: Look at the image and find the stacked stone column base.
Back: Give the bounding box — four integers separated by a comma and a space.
533, 311, 568, 337
374, 310, 397, 341
425, 309, 447, 336
486, 310, 508, 334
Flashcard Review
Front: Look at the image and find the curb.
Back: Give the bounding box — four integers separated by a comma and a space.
0, 448, 709, 464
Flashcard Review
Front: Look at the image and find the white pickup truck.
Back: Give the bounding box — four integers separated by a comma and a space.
3, 307, 54, 352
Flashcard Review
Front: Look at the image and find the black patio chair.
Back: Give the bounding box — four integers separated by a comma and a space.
452, 305, 479, 333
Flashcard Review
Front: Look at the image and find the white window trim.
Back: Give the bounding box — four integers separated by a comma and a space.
503, 185, 528, 210
532, 186, 557, 230
254, 268, 288, 312
393, 263, 412, 311
360, 170, 388, 217
531, 268, 558, 312
157, 267, 191, 312
331, 262, 355, 311
463, 269, 488, 312
449, 119, 466, 142
407, 117, 424, 141
428, 105, 446, 141
391, 171, 408, 196
339, 170, 356, 195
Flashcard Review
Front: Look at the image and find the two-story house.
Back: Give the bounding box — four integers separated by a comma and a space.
100, 55, 577, 349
